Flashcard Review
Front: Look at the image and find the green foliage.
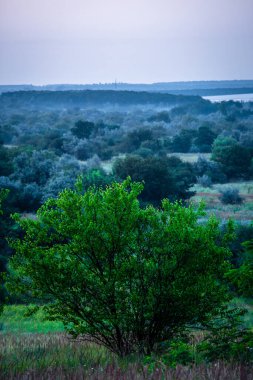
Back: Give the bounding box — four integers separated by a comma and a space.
211, 136, 237, 162
113, 156, 195, 205
197, 174, 212, 188
0, 189, 10, 310
0, 304, 63, 333
199, 308, 253, 363
171, 126, 216, 154
5, 179, 234, 357
143, 338, 198, 368
82, 169, 115, 189
171, 129, 197, 153
13, 150, 55, 186
0, 189, 9, 215
123, 129, 153, 153
220, 187, 243, 205
164, 340, 196, 367
194, 126, 217, 153
114, 156, 174, 204
212, 137, 252, 179
0, 145, 13, 176
71, 120, 96, 139
194, 156, 227, 184
148, 111, 170, 123
228, 238, 253, 297
0, 124, 17, 144
0, 178, 42, 213
225, 224, 253, 267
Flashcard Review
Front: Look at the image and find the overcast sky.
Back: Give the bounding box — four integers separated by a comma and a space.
0, 0, 252, 84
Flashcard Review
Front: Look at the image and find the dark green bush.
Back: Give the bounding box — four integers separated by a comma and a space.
220, 187, 243, 205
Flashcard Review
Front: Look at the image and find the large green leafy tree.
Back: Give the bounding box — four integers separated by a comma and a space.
122, 129, 153, 153
6, 179, 233, 356
171, 129, 197, 153
211, 137, 252, 179
113, 156, 195, 205
211, 136, 237, 162
71, 120, 96, 139
194, 126, 217, 153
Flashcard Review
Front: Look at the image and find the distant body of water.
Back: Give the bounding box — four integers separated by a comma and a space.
203, 93, 253, 102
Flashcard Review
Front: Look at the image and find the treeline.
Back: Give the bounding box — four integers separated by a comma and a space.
1, 79, 253, 94
0, 90, 201, 109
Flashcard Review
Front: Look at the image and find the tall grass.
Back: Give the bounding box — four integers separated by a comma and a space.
1, 305, 253, 379
1, 333, 253, 380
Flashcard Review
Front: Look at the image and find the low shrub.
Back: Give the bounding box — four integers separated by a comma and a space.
220, 187, 243, 205
196, 175, 212, 188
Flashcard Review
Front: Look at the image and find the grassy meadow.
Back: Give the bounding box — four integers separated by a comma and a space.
167, 153, 212, 163
190, 180, 253, 222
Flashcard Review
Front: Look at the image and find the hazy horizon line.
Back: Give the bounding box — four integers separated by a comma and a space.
1, 79, 253, 87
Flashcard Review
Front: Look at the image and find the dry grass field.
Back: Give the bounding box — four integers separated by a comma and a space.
167, 153, 211, 163
190, 181, 253, 222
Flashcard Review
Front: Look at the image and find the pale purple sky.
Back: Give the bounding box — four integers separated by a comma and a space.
0, 0, 252, 84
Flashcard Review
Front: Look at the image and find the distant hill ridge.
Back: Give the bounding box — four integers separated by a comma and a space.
1, 80, 253, 96
0, 90, 204, 109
